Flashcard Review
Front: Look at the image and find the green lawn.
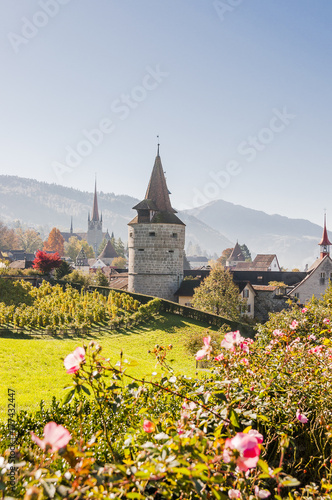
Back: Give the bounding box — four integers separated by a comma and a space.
0, 313, 214, 420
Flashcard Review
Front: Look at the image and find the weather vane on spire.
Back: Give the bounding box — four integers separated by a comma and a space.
157, 135, 160, 156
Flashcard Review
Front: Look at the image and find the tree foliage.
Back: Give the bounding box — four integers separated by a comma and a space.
33, 250, 62, 274
43, 228, 65, 256
217, 247, 232, 266
64, 236, 94, 261
53, 260, 73, 280
16, 228, 43, 253
111, 256, 126, 269
192, 266, 243, 320
240, 243, 252, 262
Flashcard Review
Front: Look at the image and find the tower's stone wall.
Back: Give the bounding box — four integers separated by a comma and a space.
128, 223, 185, 300
87, 220, 103, 256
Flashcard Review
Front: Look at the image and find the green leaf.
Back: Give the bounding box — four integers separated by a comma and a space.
81, 385, 91, 395
63, 388, 75, 405
126, 493, 144, 499
229, 409, 240, 428
258, 459, 270, 474
257, 414, 269, 422
210, 488, 228, 500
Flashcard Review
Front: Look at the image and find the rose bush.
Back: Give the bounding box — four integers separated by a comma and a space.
2, 284, 332, 497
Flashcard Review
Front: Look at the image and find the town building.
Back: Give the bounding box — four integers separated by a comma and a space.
288, 215, 332, 304
232, 254, 281, 272
226, 242, 246, 267
128, 146, 185, 300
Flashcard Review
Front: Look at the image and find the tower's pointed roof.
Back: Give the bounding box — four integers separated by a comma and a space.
131, 146, 184, 226
228, 242, 245, 263
91, 179, 99, 222
143, 150, 176, 214
318, 214, 332, 246
98, 240, 118, 260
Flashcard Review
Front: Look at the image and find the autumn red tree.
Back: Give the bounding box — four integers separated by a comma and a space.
43, 228, 65, 256
33, 251, 62, 274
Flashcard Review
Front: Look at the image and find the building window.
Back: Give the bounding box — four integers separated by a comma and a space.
138, 249, 144, 252
149, 232, 156, 237
294, 292, 300, 299
185, 302, 192, 307
320, 272, 326, 285
168, 250, 174, 253
247, 304, 251, 313
130, 232, 133, 237
172, 233, 178, 238
243, 289, 249, 298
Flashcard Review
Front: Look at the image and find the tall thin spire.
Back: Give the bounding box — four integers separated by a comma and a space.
70, 216, 73, 234
157, 135, 160, 156
91, 178, 99, 222
319, 212, 332, 259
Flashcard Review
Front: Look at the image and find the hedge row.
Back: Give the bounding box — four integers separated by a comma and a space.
89, 285, 255, 338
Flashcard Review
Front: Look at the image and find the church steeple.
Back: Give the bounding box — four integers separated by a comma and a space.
131, 146, 184, 226
70, 216, 73, 234
91, 179, 99, 222
319, 213, 332, 259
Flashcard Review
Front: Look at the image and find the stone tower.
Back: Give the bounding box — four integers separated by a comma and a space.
87, 180, 103, 256
128, 146, 185, 300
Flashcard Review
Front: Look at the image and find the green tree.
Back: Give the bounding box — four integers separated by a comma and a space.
54, 260, 73, 280
240, 243, 252, 262
64, 237, 94, 261
114, 237, 125, 258
92, 269, 109, 286
98, 238, 108, 256
191, 266, 243, 320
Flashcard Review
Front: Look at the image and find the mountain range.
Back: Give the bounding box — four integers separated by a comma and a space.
0, 175, 327, 269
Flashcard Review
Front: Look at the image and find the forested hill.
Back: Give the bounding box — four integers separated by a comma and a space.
0, 175, 232, 255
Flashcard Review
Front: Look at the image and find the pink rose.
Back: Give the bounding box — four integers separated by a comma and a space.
221, 331, 245, 350
296, 409, 308, 424
301, 308, 308, 313
214, 353, 224, 362
182, 400, 197, 410
323, 318, 330, 324
247, 429, 264, 443
196, 336, 212, 360
290, 320, 298, 330
143, 420, 155, 433
223, 432, 262, 471
228, 489, 242, 498
31, 422, 71, 452
64, 346, 85, 374
240, 358, 249, 365
254, 486, 271, 498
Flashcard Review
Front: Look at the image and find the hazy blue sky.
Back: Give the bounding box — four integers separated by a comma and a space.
1, 1, 332, 226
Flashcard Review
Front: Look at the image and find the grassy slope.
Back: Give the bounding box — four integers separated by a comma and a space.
0, 314, 214, 420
